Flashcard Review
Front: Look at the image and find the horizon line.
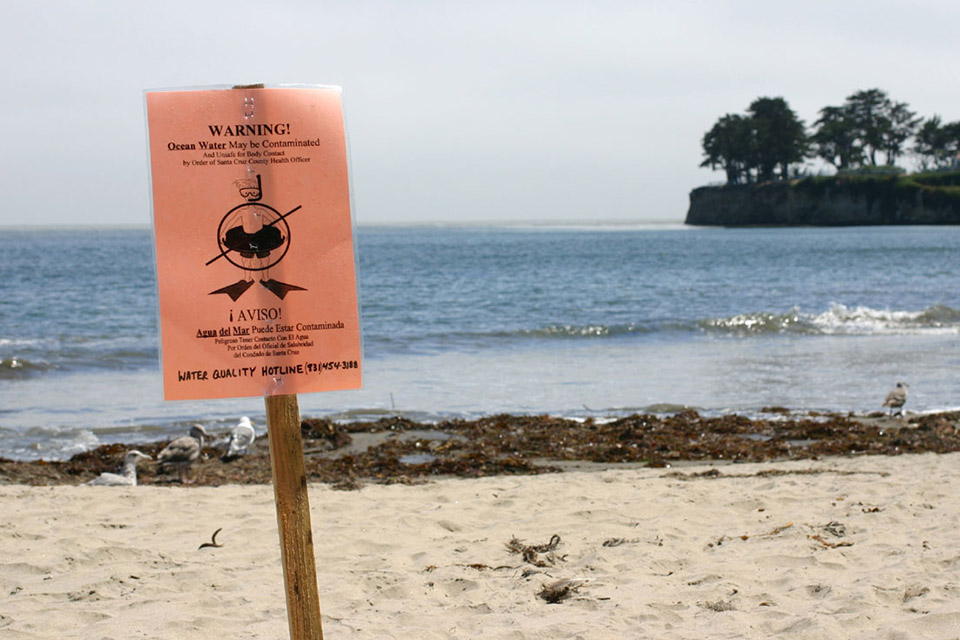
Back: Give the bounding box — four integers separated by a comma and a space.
0, 218, 689, 232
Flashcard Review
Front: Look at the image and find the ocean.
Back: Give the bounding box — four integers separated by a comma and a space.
2, 224, 959, 461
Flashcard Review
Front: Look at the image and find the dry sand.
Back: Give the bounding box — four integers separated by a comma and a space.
2, 452, 960, 639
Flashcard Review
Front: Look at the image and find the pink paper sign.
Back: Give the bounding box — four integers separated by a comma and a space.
145, 86, 362, 401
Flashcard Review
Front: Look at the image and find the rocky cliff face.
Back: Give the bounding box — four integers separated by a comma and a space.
686, 177, 960, 226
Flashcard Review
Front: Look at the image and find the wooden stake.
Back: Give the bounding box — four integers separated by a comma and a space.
265, 393, 324, 639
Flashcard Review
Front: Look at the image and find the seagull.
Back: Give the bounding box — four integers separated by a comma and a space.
883, 382, 909, 416
224, 416, 256, 459
157, 424, 208, 484
86, 450, 152, 486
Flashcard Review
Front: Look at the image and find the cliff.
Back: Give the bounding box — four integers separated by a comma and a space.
685, 171, 960, 226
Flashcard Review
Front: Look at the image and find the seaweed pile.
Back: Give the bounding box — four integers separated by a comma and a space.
1, 409, 958, 487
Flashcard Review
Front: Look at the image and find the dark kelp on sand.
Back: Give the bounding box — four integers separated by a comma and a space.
2, 410, 959, 487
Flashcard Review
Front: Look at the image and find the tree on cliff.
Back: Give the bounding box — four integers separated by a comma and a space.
811, 105, 862, 170
881, 100, 921, 166
811, 89, 918, 169
846, 88, 889, 166
747, 97, 808, 182
700, 114, 755, 184
914, 115, 960, 170
700, 98, 806, 185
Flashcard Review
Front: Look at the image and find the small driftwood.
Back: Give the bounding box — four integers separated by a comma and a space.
198, 527, 224, 550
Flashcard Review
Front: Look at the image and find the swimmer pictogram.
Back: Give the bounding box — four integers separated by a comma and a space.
206, 173, 307, 301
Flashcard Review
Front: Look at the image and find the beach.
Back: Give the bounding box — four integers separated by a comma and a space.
3, 440, 960, 638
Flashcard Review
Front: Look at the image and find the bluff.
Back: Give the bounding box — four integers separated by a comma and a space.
685, 171, 960, 226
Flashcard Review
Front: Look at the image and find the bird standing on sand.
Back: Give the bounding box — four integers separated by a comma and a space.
86, 450, 152, 486
225, 416, 256, 458
157, 424, 208, 484
883, 382, 909, 416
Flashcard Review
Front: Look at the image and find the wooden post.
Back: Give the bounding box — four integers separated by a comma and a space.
265, 393, 324, 639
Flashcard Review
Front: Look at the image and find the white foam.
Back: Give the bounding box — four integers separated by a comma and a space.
811, 303, 959, 335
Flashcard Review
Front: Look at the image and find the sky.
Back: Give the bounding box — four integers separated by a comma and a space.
2, 0, 960, 227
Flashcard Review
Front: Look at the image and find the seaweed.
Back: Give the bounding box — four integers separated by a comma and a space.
506, 534, 563, 567
3, 410, 960, 487
538, 578, 582, 604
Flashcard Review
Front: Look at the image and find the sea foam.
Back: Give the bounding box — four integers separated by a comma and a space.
703, 303, 960, 336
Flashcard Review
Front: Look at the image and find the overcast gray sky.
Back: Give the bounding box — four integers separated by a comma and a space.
3, 0, 959, 226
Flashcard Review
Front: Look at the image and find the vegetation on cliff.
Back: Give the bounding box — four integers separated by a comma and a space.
700, 88, 960, 185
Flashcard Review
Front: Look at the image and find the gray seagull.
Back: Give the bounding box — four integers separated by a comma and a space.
883, 382, 909, 416
157, 424, 208, 483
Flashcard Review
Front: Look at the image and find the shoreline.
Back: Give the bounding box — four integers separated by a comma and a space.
2, 409, 957, 487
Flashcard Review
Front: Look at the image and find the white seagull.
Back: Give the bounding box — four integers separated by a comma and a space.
157, 424, 208, 484
883, 382, 909, 416
225, 416, 256, 458
86, 450, 152, 486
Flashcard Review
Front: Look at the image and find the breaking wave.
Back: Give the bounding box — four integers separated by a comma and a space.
0, 357, 54, 379
702, 303, 960, 336
512, 304, 960, 342
0, 426, 101, 462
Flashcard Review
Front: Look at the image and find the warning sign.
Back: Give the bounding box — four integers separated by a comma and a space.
145, 86, 362, 401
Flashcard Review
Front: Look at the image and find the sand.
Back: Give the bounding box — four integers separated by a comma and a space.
2, 452, 959, 639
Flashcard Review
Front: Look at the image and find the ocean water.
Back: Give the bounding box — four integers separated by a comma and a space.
1, 224, 959, 460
